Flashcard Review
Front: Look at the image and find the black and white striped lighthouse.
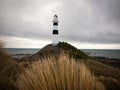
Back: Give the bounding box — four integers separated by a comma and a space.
52, 15, 59, 45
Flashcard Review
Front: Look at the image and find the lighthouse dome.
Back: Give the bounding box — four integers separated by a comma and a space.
53, 15, 59, 22
54, 15, 58, 17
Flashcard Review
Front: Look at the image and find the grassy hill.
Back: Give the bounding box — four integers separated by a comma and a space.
0, 42, 120, 90
58, 42, 120, 90
22, 42, 89, 61
20, 42, 120, 90
58, 42, 89, 59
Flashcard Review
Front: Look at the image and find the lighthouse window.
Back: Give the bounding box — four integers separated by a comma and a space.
53, 23, 58, 25
53, 30, 58, 34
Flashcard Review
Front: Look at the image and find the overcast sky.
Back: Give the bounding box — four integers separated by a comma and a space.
0, 0, 120, 49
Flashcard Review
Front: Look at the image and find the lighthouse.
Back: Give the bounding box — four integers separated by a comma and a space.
52, 15, 59, 45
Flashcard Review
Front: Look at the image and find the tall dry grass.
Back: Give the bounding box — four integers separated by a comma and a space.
17, 54, 105, 90
0, 40, 105, 90
0, 41, 24, 90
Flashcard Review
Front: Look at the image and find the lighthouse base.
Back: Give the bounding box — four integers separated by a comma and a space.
52, 35, 59, 46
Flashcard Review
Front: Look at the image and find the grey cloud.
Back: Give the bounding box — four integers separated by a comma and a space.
0, 0, 120, 44
0, 0, 53, 39
60, 0, 120, 44
89, 0, 120, 24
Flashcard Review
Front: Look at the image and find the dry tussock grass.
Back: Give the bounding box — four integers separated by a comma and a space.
0, 41, 105, 90
17, 54, 105, 90
0, 41, 24, 90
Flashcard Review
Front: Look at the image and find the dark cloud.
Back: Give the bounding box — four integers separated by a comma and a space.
89, 0, 120, 24
0, 0, 120, 45
60, 0, 120, 44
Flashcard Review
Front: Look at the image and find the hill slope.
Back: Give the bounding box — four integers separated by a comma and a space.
22, 42, 120, 90
1, 42, 120, 90
22, 42, 89, 61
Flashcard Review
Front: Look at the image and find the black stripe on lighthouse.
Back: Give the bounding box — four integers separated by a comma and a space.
53, 22, 58, 26
53, 30, 58, 34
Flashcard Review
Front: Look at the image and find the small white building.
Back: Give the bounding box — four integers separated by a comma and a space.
52, 15, 59, 45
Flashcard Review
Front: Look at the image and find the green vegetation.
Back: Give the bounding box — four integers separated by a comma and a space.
58, 42, 89, 59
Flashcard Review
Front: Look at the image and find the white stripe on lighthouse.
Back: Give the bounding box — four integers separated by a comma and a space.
53, 26, 58, 30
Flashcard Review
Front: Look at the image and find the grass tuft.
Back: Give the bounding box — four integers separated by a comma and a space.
17, 53, 105, 90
